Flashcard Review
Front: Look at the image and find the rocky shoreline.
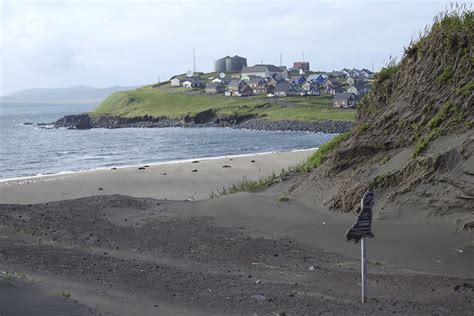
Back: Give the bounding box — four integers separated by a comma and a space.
52, 113, 352, 133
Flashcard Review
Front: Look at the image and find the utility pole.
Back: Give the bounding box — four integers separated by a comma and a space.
280, 53, 282, 67
192, 50, 196, 73
372, 62, 374, 73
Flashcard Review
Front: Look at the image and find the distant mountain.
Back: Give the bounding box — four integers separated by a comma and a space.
0, 85, 143, 105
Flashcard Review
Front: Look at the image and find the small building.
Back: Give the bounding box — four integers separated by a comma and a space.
170, 78, 181, 87
302, 81, 313, 91
293, 61, 310, 71
205, 82, 224, 94
289, 75, 307, 86
241, 64, 288, 81
341, 68, 353, 78
267, 78, 279, 87
182, 78, 205, 89
212, 76, 232, 85
226, 80, 253, 97
346, 77, 355, 85
307, 86, 320, 96
346, 84, 358, 95
323, 78, 343, 95
248, 77, 268, 95
333, 93, 357, 108
307, 74, 326, 85
274, 83, 290, 97
361, 68, 374, 79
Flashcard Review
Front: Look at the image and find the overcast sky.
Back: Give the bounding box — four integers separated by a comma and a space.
0, 0, 457, 95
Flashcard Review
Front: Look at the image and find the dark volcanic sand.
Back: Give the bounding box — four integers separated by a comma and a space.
0, 195, 473, 315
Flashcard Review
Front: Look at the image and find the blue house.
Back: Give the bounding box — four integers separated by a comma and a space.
289, 75, 306, 86
307, 74, 326, 85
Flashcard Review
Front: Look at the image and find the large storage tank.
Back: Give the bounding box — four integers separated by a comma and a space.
215, 55, 247, 72
214, 56, 228, 73
226, 55, 247, 72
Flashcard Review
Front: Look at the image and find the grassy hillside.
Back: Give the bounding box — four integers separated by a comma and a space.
290, 6, 473, 226
92, 85, 355, 122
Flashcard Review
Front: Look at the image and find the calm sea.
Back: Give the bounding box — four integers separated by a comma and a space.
0, 103, 336, 180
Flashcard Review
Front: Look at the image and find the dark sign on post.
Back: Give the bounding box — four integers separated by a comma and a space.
345, 191, 375, 244
345, 191, 375, 304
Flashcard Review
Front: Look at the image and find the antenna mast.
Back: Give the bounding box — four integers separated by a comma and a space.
192, 50, 196, 73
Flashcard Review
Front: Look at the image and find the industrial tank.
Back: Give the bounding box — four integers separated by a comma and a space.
214, 56, 228, 73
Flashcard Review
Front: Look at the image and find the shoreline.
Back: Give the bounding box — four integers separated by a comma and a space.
53, 113, 353, 133
0, 149, 315, 204
0, 148, 316, 184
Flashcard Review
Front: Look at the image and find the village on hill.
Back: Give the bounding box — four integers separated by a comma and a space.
167, 55, 374, 109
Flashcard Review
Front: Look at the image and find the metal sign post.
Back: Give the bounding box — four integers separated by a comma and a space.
345, 191, 375, 304
361, 237, 367, 304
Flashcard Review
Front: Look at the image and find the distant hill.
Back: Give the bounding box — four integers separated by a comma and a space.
0, 85, 143, 105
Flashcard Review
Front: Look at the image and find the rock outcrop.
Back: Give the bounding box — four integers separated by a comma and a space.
54, 114, 92, 129
52, 114, 352, 133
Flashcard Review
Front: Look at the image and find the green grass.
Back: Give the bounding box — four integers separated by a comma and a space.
92, 86, 355, 122
374, 61, 399, 83
302, 132, 351, 171
209, 173, 282, 198
457, 81, 474, 96
278, 196, 291, 202
437, 66, 454, 83
208, 132, 352, 197
427, 102, 457, 129
1, 271, 32, 281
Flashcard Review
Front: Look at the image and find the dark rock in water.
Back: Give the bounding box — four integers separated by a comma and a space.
222, 165, 231, 168
23, 122, 34, 125
191, 169, 198, 172
54, 114, 92, 129
251, 160, 256, 163
192, 161, 199, 163
138, 167, 146, 170
98, 187, 103, 191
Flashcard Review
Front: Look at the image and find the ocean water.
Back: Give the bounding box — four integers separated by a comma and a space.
0, 103, 336, 180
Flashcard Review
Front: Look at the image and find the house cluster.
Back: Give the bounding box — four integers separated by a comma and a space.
169, 55, 375, 108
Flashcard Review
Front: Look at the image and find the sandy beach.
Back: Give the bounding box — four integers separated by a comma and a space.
1, 149, 473, 315
0, 149, 314, 204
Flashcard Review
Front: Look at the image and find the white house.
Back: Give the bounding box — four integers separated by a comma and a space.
170, 78, 181, 87
346, 84, 359, 95
182, 80, 192, 88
